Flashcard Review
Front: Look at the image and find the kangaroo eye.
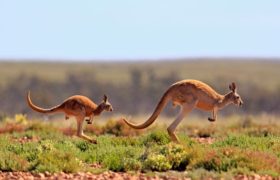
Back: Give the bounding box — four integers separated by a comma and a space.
236, 96, 240, 99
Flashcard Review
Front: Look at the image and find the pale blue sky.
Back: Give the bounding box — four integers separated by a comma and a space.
0, 0, 280, 60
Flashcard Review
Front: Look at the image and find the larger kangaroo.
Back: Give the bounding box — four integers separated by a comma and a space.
27, 92, 113, 143
123, 79, 243, 143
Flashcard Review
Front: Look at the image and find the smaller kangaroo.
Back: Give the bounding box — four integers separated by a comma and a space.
123, 80, 243, 143
27, 92, 113, 143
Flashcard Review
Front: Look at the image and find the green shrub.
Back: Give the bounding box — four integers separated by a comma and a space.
102, 153, 124, 171
141, 143, 193, 172
100, 145, 143, 171
190, 146, 280, 175
75, 141, 92, 152
143, 154, 171, 171
15, 114, 28, 125
141, 130, 170, 145
243, 151, 280, 173
160, 143, 190, 170
102, 119, 142, 136
192, 149, 236, 171
38, 139, 55, 152
33, 151, 82, 173
123, 158, 142, 171
213, 134, 280, 154
0, 151, 29, 171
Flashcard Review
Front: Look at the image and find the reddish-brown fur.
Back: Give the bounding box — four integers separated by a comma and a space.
27, 92, 113, 143
123, 79, 243, 143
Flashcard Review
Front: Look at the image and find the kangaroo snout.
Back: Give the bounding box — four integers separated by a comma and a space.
239, 101, 243, 107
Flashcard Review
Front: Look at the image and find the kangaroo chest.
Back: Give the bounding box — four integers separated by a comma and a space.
196, 101, 215, 111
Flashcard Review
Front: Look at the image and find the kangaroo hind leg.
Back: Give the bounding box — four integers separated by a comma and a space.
167, 101, 196, 143
76, 114, 97, 144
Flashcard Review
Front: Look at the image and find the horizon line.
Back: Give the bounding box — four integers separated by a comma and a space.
0, 56, 280, 63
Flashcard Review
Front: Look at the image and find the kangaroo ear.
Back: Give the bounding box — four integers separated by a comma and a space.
103, 95, 108, 102
229, 82, 236, 92
232, 82, 236, 90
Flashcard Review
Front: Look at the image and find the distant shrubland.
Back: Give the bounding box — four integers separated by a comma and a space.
0, 59, 280, 116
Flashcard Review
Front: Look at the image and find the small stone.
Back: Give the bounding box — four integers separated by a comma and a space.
253, 174, 261, 179
38, 173, 45, 178
45, 171, 51, 177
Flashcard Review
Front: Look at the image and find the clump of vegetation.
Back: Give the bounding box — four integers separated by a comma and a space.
143, 154, 171, 171
102, 119, 143, 136
141, 130, 170, 145
0, 114, 28, 134
143, 143, 191, 171
14, 114, 28, 125
0, 151, 29, 171
191, 147, 280, 175
160, 143, 191, 170
33, 151, 83, 173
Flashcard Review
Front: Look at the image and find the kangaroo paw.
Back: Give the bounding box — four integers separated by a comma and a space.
85, 118, 92, 124
208, 117, 216, 122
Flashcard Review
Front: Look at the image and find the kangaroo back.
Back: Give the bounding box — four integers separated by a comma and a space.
123, 89, 171, 129
27, 91, 63, 114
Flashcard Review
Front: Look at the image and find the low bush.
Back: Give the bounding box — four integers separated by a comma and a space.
143, 154, 171, 171
141, 130, 170, 145
102, 119, 143, 136
0, 151, 29, 171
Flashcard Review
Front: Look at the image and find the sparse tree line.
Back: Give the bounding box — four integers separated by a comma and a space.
0, 69, 279, 117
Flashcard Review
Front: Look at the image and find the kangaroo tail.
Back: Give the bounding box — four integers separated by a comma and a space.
27, 91, 63, 114
122, 89, 171, 129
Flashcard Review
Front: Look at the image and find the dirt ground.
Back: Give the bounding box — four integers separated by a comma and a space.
0, 171, 277, 180
0, 171, 186, 180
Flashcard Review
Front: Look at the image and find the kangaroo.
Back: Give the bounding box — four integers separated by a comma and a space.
27, 91, 113, 143
123, 79, 243, 143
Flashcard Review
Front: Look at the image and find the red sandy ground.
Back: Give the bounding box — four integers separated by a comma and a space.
0, 171, 183, 180
0, 171, 277, 180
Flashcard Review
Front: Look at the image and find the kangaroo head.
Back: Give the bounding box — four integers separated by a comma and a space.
227, 82, 243, 107
99, 95, 113, 112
